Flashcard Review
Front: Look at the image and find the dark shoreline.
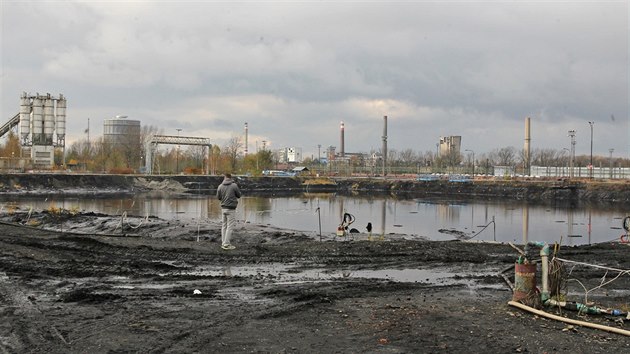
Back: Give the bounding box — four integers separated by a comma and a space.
1, 173, 629, 206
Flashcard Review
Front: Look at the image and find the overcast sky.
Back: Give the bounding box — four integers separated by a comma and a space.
1, 1, 628, 159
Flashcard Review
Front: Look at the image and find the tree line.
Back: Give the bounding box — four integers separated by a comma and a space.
0, 127, 628, 175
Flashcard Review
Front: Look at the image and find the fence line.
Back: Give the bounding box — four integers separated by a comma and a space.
530, 166, 630, 179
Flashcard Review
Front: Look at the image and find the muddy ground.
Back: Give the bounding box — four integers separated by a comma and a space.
0, 210, 629, 353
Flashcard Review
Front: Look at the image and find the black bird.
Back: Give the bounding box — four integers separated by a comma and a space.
366, 222, 372, 233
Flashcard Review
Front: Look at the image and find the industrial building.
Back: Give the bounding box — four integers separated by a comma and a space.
0, 92, 67, 169
439, 136, 462, 157
276, 147, 303, 164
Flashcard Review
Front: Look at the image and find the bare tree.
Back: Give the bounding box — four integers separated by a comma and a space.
399, 148, 417, 166
387, 149, 399, 167
496, 147, 516, 166
421, 150, 435, 167
65, 139, 92, 169
531, 148, 560, 166
222, 136, 243, 172
186, 145, 206, 171
442, 147, 461, 169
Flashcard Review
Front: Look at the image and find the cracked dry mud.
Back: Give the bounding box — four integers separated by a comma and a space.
0, 213, 629, 353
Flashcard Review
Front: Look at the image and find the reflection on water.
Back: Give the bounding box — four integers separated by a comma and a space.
2, 192, 627, 246
523, 207, 529, 245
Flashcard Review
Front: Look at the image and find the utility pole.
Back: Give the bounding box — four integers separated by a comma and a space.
176, 128, 182, 174
382, 115, 387, 178
588, 121, 594, 178
568, 130, 576, 178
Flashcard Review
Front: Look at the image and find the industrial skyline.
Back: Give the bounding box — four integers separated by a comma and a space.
1, 1, 627, 159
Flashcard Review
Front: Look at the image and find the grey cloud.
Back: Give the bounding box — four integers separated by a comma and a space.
1, 1, 627, 157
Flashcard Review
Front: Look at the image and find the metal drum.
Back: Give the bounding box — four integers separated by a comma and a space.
513, 263, 537, 302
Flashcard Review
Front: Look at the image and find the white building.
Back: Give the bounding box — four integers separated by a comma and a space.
439, 136, 461, 157
276, 147, 303, 163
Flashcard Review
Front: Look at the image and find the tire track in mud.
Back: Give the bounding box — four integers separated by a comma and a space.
0, 272, 69, 353
0, 225, 249, 352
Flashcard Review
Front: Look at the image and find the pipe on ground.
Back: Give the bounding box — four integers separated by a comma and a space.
540, 243, 550, 302
508, 301, 630, 337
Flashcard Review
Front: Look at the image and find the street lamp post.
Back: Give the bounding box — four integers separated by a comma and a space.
588, 121, 594, 178
465, 149, 475, 178
176, 128, 182, 174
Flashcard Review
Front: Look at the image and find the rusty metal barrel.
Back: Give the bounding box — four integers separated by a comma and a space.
513, 263, 537, 302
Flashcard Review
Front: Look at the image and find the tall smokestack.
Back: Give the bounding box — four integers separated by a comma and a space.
340, 121, 345, 158
382, 115, 387, 177
524, 117, 531, 176
244, 122, 248, 156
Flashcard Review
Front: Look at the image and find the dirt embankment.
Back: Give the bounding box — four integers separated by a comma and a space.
336, 178, 630, 205
2, 173, 630, 206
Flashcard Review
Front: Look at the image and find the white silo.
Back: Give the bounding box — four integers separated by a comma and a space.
55, 95, 66, 138
16, 93, 67, 169
19, 92, 31, 142
32, 96, 44, 137
44, 95, 55, 143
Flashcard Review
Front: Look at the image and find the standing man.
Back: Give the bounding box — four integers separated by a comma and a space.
216, 173, 241, 250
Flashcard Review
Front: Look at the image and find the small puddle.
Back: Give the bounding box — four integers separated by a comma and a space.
186, 263, 498, 286
65, 265, 502, 291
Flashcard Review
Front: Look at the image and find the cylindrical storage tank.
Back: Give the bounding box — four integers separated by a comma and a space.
32, 96, 44, 135
103, 117, 141, 145
19, 93, 31, 138
44, 96, 55, 139
55, 95, 66, 137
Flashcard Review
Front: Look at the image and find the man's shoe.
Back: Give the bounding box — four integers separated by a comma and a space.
221, 245, 236, 250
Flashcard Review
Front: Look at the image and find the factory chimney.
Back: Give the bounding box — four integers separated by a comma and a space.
524, 117, 531, 176
340, 121, 345, 158
382, 115, 387, 177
